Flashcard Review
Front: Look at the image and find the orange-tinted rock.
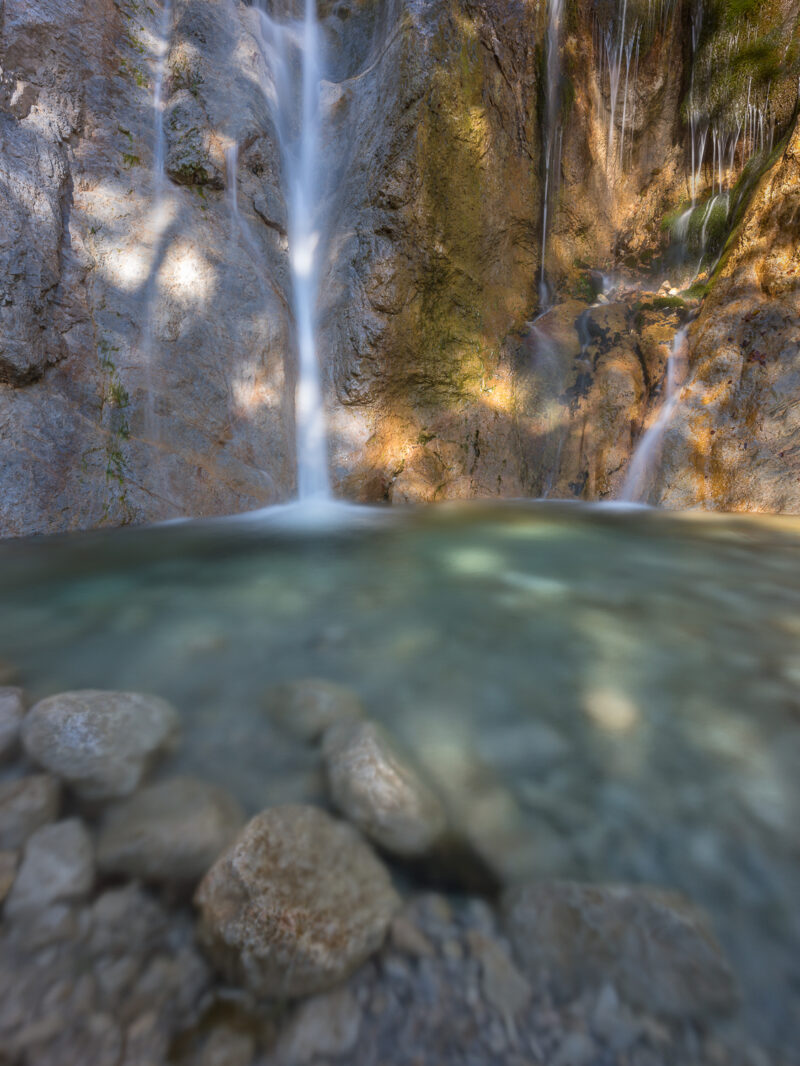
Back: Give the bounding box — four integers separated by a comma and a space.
195, 805, 400, 998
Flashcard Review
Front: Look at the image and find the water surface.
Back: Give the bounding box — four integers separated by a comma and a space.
0, 502, 798, 1056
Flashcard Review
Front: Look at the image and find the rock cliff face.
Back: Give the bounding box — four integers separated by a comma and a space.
1, 0, 296, 535
656, 115, 800, 510
0, 0, 799, 534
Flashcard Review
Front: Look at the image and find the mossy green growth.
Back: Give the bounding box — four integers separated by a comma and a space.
688, 0, 799, 134
410, 19, 491, 403
662, 195, 730, 259
705, 127, 793, 292
639, 295, 687, 311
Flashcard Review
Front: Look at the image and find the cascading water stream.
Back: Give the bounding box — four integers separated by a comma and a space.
619, 326, 688, 503
539, 0, 564, 309
256, 0, 331, 502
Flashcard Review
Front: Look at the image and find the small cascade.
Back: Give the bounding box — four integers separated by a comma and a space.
539, 0, 565, 308
620, 326, 688, 503
256, 0, 331, 501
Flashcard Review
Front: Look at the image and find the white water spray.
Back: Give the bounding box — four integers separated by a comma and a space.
539, 0, 565, 308
620, 326, 688, 503
256, 0, 331, 501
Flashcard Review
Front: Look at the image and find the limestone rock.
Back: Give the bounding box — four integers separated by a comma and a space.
0, 773, 61, 850
503, 881, 738, 1020
22, 690, 180, 801
270, 987, 362, 1066
323, 719, 447, 857
165, 89, 224, 189
264, 679, 364, 741
466, 929, 532, 1024
96, 777, 245, 886
553, 1032, 597, 1066
5, 818, 94, 920
0, 849, 17, 904
0, 687, 26, 761
655, 115, 800, 512
0, 879, 210, 1066
198, 1026, 256, 1066
195, 805, 400, 998
0, 0, 295, 537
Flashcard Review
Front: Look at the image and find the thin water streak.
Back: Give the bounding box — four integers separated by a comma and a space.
539, 0, 564, 309
620, 326, 688, 503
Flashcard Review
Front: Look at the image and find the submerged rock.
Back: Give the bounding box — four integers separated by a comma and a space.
197, 1026, 256, 1066
0, 880, 210, 1066
0, 849, 17, 904
195, 805, 399, 998
270, 987, 362, 1066
0, 773, 61, 850
96, 777, 245, 886
0, 687, 26, 761
503, 881, 738, 1020
264, 679, 365, 741
22, 690, 180, 801
323, 719, 447, 858
5, 818, 94, 920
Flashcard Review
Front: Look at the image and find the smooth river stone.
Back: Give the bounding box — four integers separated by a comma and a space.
96, 777, 245, 886
22, 690, 180, 801
264, 679, 364, 741
0, 687, 26, 762
0, 774, 61, 850
323, 719, 447, 858
5, 818, 94, 920
503, 881, 738, 1020
195, 805, 400, 998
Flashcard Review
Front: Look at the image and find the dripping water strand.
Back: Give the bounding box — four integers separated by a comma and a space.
539, 0, 564, 309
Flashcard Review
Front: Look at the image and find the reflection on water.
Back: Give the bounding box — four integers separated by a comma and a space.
0, 502, 798, 1057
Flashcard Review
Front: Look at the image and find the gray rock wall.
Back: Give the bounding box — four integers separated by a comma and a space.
0, 0, 296, 535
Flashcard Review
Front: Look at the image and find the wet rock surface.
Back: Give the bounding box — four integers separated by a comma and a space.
195, 804, 400, 998
0, 773, 61, 850
656, 116, 800, 511
0, 667, 793, 1064
0, 882, 210, 1066
0, 688, 25, 762
261, 892, 775, 1066
96, 777, 245, 887
264, 679, 365, 742
323, 718, 447, 858
4, 817, 94, 920
22, 690, 180, 801
503, 881, 739, 1020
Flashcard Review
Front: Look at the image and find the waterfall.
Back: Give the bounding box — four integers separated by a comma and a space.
539, 0, 564, 309
256, 0, 331, 501
619, 327, 688, 503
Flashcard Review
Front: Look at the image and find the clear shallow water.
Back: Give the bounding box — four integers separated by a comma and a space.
0, 502, 798, 1056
